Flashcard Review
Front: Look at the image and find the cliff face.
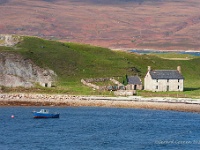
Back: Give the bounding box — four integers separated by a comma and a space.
0, 52, 57, 87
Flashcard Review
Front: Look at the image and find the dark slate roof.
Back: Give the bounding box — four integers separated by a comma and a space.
149, 70, 184, 79
127, 76, 142, 85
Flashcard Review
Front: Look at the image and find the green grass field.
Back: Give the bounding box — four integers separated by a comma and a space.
1, 36, 200, 98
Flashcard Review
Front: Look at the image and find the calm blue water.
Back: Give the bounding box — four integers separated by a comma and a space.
1, 107, 200, 150
130, 49, 200, 56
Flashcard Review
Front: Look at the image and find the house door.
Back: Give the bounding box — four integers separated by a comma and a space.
167, 85, 169, 91
134, 85, 137, 90
45, 83, 48, 87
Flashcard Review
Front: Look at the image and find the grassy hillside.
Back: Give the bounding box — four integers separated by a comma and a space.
1, 36, 200, 97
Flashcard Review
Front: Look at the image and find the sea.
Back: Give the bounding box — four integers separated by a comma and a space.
129, 49, 200, 56
1, 107, 200, 150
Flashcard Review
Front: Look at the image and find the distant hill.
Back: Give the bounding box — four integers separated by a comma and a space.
0, 0, 200, 50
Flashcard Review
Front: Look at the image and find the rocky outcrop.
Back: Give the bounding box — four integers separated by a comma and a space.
0, 52, 57, 87
0, 34, 22, 46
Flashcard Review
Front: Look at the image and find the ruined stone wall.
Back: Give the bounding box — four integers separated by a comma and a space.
81, 78, 122, 90
109, 78, 122, 86
81, 79, 101, 90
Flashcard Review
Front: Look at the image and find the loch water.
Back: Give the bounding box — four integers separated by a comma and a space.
1, 107, 200, 150
130, 49, 200, 56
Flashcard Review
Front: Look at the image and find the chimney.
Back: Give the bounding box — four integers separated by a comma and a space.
148, 66, 151, 72
177, 66, 181, 73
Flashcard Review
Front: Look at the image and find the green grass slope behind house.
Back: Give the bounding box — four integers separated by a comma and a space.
1, 36, 200, 97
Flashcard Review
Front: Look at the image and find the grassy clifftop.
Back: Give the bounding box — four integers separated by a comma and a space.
1, 36, 200, 97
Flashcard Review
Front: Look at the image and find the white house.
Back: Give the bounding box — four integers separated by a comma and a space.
144, 66, 184, 92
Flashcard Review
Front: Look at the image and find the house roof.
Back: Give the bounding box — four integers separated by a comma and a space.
149, 70, 184, 79
127, 76, 142, 85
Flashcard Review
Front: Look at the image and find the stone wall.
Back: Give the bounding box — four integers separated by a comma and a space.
114, 90, 136, 96
81, 79, 101, 90
81, 77, 123, 91
0, 93, 82, 103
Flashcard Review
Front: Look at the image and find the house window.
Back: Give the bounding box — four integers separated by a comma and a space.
178, 79, 180, 82
167, 79, 169, 82
156, 86, 158, 89
178, 85, 180, 89
156, 79, 158, 82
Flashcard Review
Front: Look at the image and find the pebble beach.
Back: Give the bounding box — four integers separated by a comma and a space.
1, 93, 200, 113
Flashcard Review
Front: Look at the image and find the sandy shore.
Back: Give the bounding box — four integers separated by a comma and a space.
1, 93, 200, 113
2, 100, 200, 113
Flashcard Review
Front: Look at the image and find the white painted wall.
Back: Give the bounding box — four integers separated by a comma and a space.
144, 71, 184, 92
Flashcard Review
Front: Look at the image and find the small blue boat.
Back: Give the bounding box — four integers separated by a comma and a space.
33, 109, 59, 118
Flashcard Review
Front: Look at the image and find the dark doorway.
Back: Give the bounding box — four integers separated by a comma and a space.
45, 83, 48, 87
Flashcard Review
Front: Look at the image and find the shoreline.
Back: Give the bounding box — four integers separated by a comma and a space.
1, 100, 200, 113
1, 93, 200, 113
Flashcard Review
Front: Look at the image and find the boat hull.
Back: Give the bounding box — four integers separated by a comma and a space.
33, 112, 59, 118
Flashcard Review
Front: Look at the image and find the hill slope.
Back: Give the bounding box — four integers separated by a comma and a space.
1, 36, 200, 97
0, 0, 200, 50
